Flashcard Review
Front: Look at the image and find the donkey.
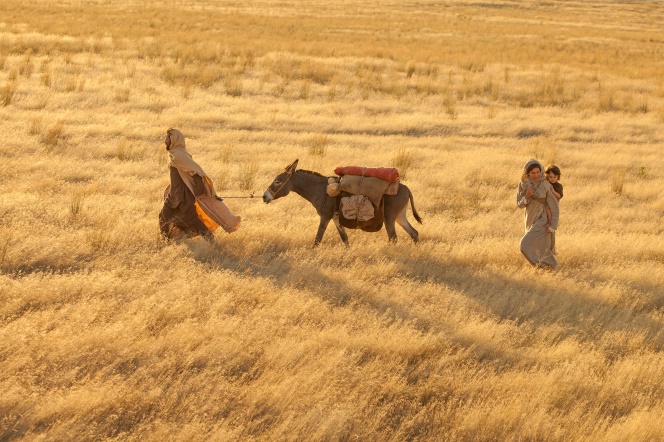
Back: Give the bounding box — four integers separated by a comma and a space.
263, 160, 422, 246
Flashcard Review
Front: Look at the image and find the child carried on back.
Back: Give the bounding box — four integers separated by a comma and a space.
543, 165, 563, 254
542, 165, 563, 229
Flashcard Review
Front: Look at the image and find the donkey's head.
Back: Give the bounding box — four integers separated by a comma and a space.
263, 159, 298, 203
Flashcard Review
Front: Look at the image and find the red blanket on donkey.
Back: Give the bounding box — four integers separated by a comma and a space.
334, 166, 399, 183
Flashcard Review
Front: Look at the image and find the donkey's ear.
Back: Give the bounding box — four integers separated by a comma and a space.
285, 159, 299, 172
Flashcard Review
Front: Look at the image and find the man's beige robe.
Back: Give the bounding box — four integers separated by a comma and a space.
167, 129, 241, 234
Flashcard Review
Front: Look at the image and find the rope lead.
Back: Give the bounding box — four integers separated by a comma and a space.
217, 192, 258, 199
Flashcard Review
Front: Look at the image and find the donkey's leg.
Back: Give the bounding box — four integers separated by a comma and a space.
385, 219, 398, 243
396, 207, 419, 243
314, 216, 331, 246
383, 202, 398, 243
332, 215, 349, 246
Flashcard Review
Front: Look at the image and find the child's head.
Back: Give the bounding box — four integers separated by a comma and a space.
545, 165, 561, 183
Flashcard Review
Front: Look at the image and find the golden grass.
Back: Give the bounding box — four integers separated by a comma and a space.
1, 0, 663, 440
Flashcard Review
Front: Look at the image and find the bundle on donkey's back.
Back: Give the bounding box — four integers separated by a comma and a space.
263, 160, 422, 246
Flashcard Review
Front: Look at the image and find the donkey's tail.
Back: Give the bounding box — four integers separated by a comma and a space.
409, 190, 423, 224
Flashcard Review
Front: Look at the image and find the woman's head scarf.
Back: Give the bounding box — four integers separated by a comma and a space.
521, 158, 545, 184
521, 158, 551, 200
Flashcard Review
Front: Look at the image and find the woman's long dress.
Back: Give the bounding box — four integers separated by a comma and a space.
517, 180, 559, 268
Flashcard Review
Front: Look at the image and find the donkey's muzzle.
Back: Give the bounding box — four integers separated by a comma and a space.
263, 190, 273, 203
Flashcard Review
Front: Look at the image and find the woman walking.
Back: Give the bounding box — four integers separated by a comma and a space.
516, 158, 559, 270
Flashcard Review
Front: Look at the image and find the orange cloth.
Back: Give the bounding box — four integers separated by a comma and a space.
167, 129, 241, 233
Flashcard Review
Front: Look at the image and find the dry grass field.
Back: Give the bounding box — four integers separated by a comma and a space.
1, 0, 664, 440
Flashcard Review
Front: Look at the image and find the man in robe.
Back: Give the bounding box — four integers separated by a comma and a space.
159, 128, 241, 241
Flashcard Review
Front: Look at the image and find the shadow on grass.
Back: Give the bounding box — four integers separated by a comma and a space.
187, 238, 664, 357
393, 253, 664, 351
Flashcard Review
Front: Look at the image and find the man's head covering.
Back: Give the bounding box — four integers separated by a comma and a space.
167, 128, 186, 151
166, 129, 206, 178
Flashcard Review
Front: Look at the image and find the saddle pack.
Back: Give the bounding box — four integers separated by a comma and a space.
327, 166, 399, 232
